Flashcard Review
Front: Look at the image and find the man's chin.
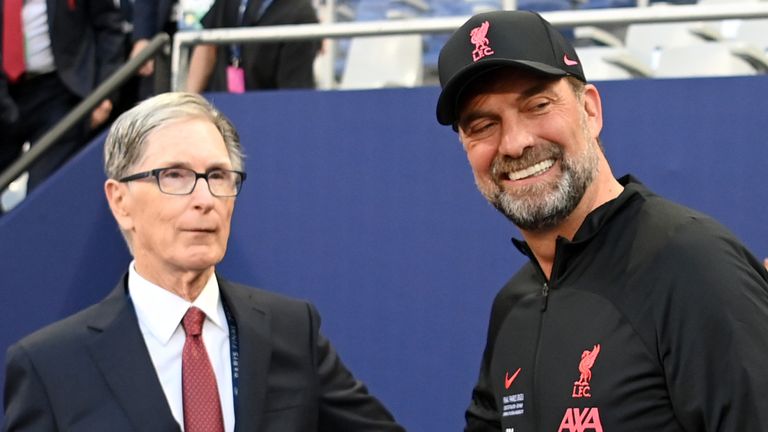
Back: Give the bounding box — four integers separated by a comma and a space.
492, 191, 572, 232
177, 251, 225, 272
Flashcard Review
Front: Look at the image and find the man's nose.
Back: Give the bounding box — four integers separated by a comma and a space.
190, 177, 216, 206
498, 120, 535, 159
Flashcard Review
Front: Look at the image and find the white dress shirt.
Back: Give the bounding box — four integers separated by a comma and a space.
128, 261, 235, 432
22, 0, 55, 74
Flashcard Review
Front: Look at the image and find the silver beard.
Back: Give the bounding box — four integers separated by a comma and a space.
476, 132, 599, 232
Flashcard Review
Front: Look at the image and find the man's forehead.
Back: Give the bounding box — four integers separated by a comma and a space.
465, 67, 561, 98
146, 115, 214, 137
457, 71, 563, 115
138, 120, 228, 164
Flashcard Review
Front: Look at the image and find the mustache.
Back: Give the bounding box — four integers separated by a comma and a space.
490, 143, 563, 182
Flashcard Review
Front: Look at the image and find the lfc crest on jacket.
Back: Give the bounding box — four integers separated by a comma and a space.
559, 344, 603, 432
572, 344, 600, 398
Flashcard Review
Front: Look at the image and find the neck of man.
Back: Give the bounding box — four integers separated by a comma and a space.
134, 261, 215, 302
520, 158, 623, 280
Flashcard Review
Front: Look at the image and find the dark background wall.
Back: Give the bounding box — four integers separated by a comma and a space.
1, 76, 767, 431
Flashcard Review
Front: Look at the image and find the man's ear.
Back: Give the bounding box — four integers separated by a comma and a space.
582, 84, 603, 139
104, 179, 134, 232
458, 133, 469, 152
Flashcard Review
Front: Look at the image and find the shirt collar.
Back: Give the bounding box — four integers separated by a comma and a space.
128, 261, 226, 345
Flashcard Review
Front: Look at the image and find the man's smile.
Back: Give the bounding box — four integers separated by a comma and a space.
507, 158, 556, 181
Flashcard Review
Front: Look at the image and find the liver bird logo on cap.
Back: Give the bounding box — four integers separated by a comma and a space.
470, 21, 494, 62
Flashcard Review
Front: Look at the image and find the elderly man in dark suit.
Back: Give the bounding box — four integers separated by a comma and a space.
0, 0, 124, 193
3, 92, 405, 431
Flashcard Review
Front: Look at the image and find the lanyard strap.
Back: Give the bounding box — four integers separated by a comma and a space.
230, 0, 275, 65
221, 298, 240, 424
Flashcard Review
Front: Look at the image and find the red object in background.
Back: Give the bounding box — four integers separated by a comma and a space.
2, 0, 25, 82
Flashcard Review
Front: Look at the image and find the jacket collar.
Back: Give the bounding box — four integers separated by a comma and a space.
512, 174, 649, 256
84, 275, 180, 431
84, 274, 274, 432
218, 277, 272, 432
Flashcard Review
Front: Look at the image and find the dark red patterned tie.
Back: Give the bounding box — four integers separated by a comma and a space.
182, 307, 225, 432
2, 0, 25, 82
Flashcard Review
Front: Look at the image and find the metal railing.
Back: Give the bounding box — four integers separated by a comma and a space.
172, 2, 768, 90
6, 3, 768, 194
0, 33, 171, 193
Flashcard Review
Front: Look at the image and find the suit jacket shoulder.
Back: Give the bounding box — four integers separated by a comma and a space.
47, 0, 125, 97
3, 280, 179, 432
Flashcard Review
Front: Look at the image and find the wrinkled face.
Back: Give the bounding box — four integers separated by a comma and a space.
457, 69, 602, 232
107, 118, 236, 276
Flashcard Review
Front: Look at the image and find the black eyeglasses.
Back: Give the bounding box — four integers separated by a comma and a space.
118, 167, 247, 197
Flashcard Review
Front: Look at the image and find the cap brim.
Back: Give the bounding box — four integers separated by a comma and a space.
436, 59, 571, 126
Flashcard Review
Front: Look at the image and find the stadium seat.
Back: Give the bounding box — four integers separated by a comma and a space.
718, 18, 768, 52
654, 42, 763, 77
340, 34, 425, 89
577, 46, 653, 80
624, 20, 722, 70
574, 25, 625, 47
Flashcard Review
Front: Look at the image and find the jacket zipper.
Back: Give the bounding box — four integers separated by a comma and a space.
532, 239, 562, 431
531, 281, 548, 432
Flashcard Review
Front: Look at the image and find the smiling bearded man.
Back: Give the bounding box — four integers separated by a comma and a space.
434, 9, 768, 432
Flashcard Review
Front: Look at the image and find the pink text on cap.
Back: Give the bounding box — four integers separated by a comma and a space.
470, 21, 495, 62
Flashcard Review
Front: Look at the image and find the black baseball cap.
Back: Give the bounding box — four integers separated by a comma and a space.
436, 10, 586, 126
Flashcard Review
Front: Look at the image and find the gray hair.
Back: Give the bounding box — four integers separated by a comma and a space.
104, 92, 244, 179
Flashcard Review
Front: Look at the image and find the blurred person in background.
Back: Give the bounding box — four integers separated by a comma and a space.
106, 0, 179, 130
113, 0, 214, 125
0, 0, 124, 194
128, 0, 176, 78
124, 0, 182, 98
185, 0, 320, 93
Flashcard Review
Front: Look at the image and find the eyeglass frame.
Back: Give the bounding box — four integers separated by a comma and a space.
118, 167, 247, 197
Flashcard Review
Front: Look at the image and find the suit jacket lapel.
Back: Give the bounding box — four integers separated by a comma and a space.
219, 278, 272, 432
85, 279, 180, 432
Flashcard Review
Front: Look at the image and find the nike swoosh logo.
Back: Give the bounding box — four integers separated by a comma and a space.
505, 367, 521, 389
563, 54, 579, 66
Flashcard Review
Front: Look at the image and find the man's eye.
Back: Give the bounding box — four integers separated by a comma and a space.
530, 100, 551, 112
208, 170, 226, 180
161, 169, 187, 179
470, 121, 495, 134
